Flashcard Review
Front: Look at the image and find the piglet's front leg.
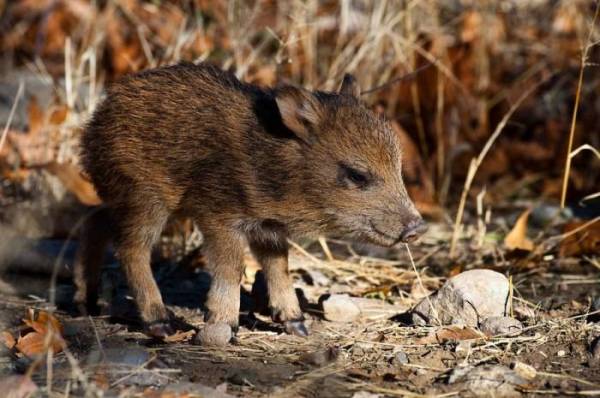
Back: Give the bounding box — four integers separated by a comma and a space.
196, 228, 245, 346
249, 239, 308, 336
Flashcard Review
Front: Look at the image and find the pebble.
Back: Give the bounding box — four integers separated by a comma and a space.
393, 350, 409, 365
321, 294, 361, 322
512, 361, 537, 381
194, 323, 233, 346
412, 269, 510, 326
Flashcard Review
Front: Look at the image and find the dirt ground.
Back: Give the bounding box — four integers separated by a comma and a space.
1, 215, 599, 397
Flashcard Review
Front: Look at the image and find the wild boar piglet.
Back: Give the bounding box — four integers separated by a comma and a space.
75, 62, 426, 345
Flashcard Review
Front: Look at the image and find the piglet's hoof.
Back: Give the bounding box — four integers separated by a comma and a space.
284, 320, 309, 337
145, 320, 175, 340
195, 323, 233, 346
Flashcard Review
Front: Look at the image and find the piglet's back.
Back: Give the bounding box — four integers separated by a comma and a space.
81, 62, 256, 204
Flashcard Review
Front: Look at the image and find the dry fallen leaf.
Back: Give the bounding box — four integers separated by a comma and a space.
3, 309, 66, 357
49, 105, 69, 125
26, 97, 44, 137
2, 331, 16, 349
44, 162, 102, 206
22, 308, 64, 335
559, 220, 600, 257
504, 209, 534, 251
417, 325, 486, 345
15, 331, 48, 358
448, 264, 464, 277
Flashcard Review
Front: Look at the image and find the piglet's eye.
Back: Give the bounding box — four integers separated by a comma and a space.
340, 163, 371, 188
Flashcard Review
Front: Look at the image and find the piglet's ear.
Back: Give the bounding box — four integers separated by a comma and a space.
275, 86, 323, 142
339, 73, 360, 98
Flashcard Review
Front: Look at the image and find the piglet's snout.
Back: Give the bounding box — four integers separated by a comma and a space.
400, 218, 427, 243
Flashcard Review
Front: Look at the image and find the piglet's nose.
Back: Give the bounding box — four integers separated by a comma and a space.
400, 219, 428, 243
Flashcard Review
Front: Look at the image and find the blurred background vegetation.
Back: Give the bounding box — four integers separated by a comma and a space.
0, 0, 599, 253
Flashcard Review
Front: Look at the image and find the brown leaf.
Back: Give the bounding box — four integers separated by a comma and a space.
27, 97, 44, 137
417, 325, 486, 345
12, 309, 66, 357
15, 331, 47, 358
448, 264, 464, 277
559, 220, 600, 257
504, 210, 534, 251
49, 105, 69, 125
2, 331, 16, 350
22, 308, 64, 335
44, 162, 102, 205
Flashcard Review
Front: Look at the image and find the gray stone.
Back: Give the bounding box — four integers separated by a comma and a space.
393, 350, 409, 365
412, 269, 510, 326
449, 365, 528, 397
480, 316, 523, 336
530, 204, 570, 228
322, 294, 361, 322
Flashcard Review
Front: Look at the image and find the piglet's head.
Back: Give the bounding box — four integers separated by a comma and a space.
275, 75, 426, 246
